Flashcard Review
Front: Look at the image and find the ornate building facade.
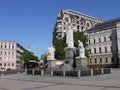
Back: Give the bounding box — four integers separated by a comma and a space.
0, 40, 25, 69
52, 9, 120, 68
53, 9, 104, 41
87, 18, 120, 68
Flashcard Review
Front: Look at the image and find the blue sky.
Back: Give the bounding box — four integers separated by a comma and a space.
0, 0, 120, 58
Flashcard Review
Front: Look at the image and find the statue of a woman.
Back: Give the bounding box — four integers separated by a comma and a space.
78, 40, 85, 58
46, 46, 55, 60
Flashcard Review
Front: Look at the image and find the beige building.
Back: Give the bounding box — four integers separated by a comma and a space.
0, 40, 25, 70
87, 18, 120, 68
53, 9, 104, 41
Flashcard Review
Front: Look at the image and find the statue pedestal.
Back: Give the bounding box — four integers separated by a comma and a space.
76, 57, 88, 71
47, 60, 56, 70
62, 47, 76, 71
64, 47, 76, 66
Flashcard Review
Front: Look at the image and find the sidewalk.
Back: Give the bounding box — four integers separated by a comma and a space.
0, 68, 120, 90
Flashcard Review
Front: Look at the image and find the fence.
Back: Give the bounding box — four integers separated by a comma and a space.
0, 69, 25, 76
52, 68, 111, 77
25, 68, 111, 77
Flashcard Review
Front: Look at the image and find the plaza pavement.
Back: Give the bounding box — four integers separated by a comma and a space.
0, 69, 120, 90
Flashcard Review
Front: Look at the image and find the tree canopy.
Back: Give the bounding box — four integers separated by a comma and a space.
53, 31, 88, 60
21, 50, 39, 68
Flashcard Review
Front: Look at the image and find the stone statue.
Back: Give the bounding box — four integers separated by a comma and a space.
46, 46, 55, 60
78, 40, 85, 58
66, 25, 74, 48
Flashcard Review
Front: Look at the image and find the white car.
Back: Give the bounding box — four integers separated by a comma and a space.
0, 68, 6, 72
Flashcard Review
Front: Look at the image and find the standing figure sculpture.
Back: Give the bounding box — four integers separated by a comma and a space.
78, 40, 85, 58
46, 46, 55, 60
66, 25, 74, 48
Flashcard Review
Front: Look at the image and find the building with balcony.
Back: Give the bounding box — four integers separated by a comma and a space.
0, 40, 25, 70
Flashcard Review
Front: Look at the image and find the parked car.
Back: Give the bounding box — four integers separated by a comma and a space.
0, 68, 6, 72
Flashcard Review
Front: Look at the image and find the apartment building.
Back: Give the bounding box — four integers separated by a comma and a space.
0, 40, 25, 70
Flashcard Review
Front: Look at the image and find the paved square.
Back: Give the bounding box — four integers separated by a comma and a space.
0, 69, 120, 90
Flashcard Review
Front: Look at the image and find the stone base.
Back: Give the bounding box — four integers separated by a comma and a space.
64, 47, 76, 66
61, 64, 73, 71
47, 60, 56, 70
76, 57, 88, 71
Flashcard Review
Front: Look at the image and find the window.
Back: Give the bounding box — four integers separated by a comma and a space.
81, 21, 84, 25
12, 52, 14, 56
94, 39, 96, 43
63, 22, 66, 25
77, 26, 79, 29
105, 58, 108, 63
1, 45, 2, 48
99, 47, 102, 53
89, 58, 92, 64
89, 40, 91, 44
5, 51, 6, 55
12, 63, 14, 66
99, 38, 101, 42
94, 48, 96, 53
12, 46, 14, 49
57, 22, 61, 26
94, 58, 97, 63
0, 51, 2, 55
8, 63, 10, 66
64, 27, 66, 30
87, 23, 90, 27
8, 51, 10, 55
111, 57, 113, 63
5, 45, 7, 48
81, 26, 84, 30
105, 47, 107, 52
4, 63, 6, 66
89, 49, 91, 54
104, 37, 106, 42
100, 58, 102, 63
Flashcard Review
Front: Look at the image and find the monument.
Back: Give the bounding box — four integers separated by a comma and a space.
78, 40, 86, 58
62, 25, 76, 71
76, 40, 88, 70
48, 25, 88, 71
46, 46, 56, 60
46, 46, 56, 69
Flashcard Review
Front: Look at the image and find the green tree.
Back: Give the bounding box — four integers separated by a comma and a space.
74, 31, 89, 57
21, 50, 39, 68
53, 31, 89, 60
53, 36, 66, 60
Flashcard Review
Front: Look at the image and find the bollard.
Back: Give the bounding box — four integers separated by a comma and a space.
63, 70, 65, 77
1, 73, 3, 76
110, 68, 112, 73
32, 69, 35, 75
25, 69, 27, 74
18, 72, 20, 75
91, 69, 93, 76
101, 68, 104, 75
78, 70, 81, 78
51, 70, 53, 76
41, 70, 44, 76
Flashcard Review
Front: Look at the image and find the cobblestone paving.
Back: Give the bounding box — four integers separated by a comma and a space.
0, 69, 120, 90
